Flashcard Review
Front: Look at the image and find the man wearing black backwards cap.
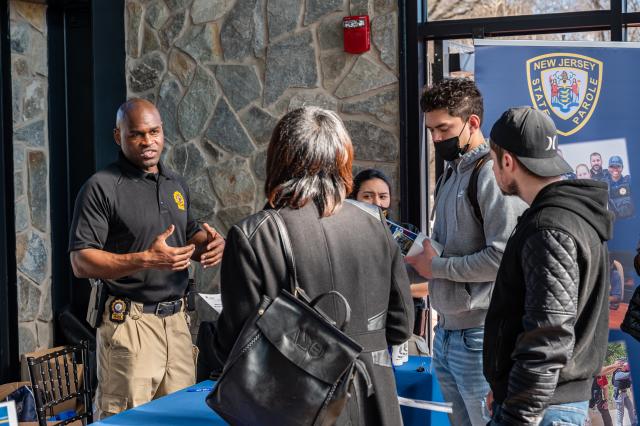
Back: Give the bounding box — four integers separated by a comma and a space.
483, 107, 614, 425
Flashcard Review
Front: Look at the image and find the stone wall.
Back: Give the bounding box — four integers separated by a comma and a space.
10, 1, 53, 355
124, 0, 401, 326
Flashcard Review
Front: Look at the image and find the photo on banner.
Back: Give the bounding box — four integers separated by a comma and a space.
475, 39, 640, 409
588, 341, 637, 426
561, 138, 637, 330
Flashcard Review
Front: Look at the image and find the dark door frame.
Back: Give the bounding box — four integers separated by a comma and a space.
398, 0, 427, 228
0, 0, 19, 383
48, 0, 124, 343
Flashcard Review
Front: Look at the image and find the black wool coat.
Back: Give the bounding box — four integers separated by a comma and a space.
212, 202, 414, 426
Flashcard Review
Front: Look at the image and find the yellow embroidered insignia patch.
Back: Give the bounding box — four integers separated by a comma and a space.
173, 191, 185, 211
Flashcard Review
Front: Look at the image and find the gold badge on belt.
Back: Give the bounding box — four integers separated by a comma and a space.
109, 298, 129, 323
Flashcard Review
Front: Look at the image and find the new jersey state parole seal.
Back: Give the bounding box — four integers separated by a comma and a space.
109, 298, 129, 323
526, 52, 603, 136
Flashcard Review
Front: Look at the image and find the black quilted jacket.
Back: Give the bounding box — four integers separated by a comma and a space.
484, 180, 613, 425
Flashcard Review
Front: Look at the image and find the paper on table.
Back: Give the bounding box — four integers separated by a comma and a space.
199, 293, 223, 313
406, 233, 444, 258
397, 396, 453, 413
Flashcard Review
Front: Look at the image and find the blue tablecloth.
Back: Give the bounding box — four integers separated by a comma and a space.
395, 355, 450, 426
93, 381, 223, 426
93, 356, 449, 426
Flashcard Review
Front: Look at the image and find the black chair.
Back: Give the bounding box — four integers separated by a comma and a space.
26, 340, 93, 426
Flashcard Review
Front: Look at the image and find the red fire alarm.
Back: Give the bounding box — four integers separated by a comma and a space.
343, 15, 370, 54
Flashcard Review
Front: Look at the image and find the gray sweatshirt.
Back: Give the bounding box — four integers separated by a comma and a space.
430, 142, 527, 330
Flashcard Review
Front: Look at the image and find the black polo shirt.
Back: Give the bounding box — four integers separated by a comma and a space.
69, 152, 201, 303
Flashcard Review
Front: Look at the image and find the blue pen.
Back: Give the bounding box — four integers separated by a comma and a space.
187, 387, 213, 392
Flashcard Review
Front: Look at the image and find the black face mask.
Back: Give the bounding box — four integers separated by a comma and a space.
434, 121, 471, 162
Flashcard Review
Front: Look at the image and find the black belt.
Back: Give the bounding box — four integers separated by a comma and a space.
141, 299, 183, 317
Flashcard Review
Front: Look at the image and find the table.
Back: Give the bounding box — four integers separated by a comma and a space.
395, 355, 450, 426
93, 381, 224, 426
93, 356, 449, 426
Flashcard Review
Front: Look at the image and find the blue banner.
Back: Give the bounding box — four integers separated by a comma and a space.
476, 40, 640, 417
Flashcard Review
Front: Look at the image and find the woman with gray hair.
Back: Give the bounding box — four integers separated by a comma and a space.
211, 107, 413, 425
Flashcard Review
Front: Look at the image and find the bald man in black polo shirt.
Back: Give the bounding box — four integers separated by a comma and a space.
69, 98, 225, 419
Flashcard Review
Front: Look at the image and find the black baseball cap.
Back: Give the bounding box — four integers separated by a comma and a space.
490, 106, 572, 177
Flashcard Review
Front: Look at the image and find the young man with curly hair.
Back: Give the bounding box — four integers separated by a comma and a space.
406, 79, 526, 425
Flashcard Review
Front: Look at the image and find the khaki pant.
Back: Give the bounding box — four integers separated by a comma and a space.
94, 297, 196, 419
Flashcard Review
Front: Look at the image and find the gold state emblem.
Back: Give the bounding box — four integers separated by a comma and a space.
526, 53, 603, 136
173, 191, 185, 211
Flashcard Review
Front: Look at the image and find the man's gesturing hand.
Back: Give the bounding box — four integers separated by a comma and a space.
200, 223, 225, 268
145, 225, 195, 271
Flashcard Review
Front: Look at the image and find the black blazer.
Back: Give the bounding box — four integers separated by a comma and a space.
213, 202, 414, 425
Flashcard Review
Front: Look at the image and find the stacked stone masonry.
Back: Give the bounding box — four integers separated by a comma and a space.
10, 1, 54, 355
126, 0, 401, 332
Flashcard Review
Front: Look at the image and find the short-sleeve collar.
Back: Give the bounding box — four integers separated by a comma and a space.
117, 151, 173, 181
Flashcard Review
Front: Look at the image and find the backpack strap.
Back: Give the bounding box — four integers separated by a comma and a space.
431, 166, 454, 224
267, 209, 299, 296
434, 166, 453, 199
467, 153, 491, 226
